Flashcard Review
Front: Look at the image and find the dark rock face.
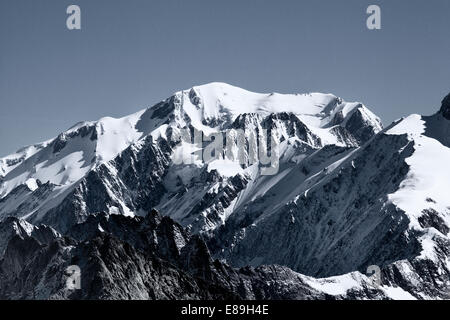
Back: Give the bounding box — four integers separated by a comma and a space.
262, 113, 323, 147
0, 217, 59, 260
344, 107, 380, 144
440, 93, 450, 120
35, 136, 172, 233
0, 211, 388, 300
418, 209, 450, 235
1, 210, 448, 300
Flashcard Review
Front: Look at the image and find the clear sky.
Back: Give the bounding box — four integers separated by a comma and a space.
1, 0, 449, 156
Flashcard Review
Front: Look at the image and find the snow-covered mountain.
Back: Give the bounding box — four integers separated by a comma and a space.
0, 83, 382, 231
0, 83, 449, 299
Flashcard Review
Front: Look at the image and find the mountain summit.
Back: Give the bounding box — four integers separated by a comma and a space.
0, 82, 382, 232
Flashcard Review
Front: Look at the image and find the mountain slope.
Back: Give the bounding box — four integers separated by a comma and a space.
209, 95, 450, 298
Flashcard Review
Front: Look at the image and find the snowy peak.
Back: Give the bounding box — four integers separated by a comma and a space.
0, 83, 385, 231
0, 82, 384, 230
161, 82, 383, 153
0, 108, 158, 198
385, 110, 450, 263
0, 142, 51, 178
186, 82, 339, 122
0, 82, 381, 183
177, 82, 382, 132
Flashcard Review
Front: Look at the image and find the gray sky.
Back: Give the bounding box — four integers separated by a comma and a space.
1, 0, 449, 156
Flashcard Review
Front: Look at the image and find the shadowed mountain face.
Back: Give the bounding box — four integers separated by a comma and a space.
0, 211, 436, 300
0, 84, 449, 300
0, 211, 347, 299
440, 93, 450, 120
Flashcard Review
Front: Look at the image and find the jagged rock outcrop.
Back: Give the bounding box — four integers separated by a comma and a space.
0, 211, 416, 300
